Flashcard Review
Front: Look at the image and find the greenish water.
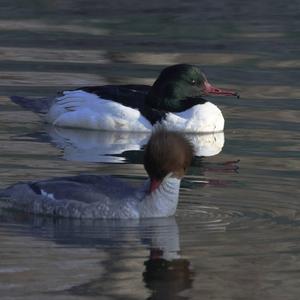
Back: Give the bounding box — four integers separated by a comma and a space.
0, 0, 300, 299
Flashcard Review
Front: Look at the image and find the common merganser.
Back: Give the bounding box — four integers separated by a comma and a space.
0, 129, 194, 219
11, 64, 238, 133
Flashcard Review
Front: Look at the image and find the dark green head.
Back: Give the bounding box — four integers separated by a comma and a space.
146, 64, 238, 112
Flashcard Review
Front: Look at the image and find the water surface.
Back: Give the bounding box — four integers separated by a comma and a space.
0, 0, 300, 299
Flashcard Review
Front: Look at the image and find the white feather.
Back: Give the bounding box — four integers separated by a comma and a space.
40, 189, 55, 200
46, 90, 152, 132
45, 90, 224, 133
161, 102, 224, 133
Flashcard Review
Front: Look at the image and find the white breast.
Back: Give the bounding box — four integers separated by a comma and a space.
138, 176, 181, 218
160, 102, 225, 133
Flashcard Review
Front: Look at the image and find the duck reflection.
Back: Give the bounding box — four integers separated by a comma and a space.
41, 126, 224, 162
142, 218, 194, 300
46, 126, 149, 162
0, 211, 194, 299
143, 256, 194, 300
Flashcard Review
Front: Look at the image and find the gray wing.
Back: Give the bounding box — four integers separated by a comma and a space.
0, 175, 139, 218
29, 175, 135, 203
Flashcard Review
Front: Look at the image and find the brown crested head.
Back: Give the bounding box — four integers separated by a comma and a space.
144, 128, 194, 192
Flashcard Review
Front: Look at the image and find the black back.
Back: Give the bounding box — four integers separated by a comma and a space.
79, 85, 166, 125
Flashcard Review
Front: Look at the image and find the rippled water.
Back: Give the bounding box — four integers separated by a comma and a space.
1, 0, 300, 299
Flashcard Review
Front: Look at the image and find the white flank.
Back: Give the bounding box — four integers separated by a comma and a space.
46, 90, 152, 132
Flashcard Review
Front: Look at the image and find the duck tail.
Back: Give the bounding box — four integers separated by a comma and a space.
0, 188, 5, 197
10, 96, 52, 114
0, 188, 9, 207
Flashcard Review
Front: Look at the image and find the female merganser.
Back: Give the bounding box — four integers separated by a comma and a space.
11, 64, 238, 133
0, 129, 194, 219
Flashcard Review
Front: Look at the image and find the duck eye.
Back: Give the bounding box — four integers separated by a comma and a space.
191, 80, 196, 85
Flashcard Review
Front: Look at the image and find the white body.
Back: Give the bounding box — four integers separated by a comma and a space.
45, 90, 225, 133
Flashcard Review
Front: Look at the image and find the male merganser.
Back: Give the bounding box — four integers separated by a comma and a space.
0, 129, 194, 219
11, 64, 238, 133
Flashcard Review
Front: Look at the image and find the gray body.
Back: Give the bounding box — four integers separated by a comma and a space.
0, 174, 181, 219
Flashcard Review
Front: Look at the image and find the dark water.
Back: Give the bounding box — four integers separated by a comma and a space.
1, 0, 300, 299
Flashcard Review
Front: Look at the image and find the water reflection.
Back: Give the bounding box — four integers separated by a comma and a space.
33, 127, 225, 163
45, 126, 149, 163
0, 211, 195, 299
64, 218, 194, 299
142, 218, 194, 300
143, 256, 194, 300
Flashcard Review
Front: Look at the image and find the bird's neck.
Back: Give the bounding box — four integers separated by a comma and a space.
177, 97, 207, 111
146, 94, 206, 112
138, 175, 181, 218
